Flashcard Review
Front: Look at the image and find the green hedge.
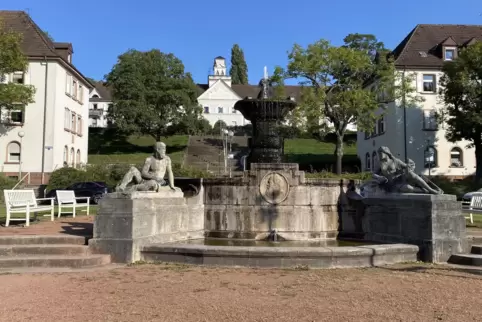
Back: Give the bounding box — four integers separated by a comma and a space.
47, 163, 212, 191
304, 171, 371, 181
0, 175, 17, 203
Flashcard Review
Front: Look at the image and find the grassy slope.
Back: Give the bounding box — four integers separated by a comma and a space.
284, 139, 357, 163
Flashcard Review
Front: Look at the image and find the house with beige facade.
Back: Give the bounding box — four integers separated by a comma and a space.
357, 24, 481, 179
0, 11, 93, 184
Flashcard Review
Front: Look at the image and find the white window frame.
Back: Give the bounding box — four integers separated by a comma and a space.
444, 47, 456, 61
66, 74, 72, 95
423, 110, 438, 130
7, 141, 21, 163
422, 74, 436, 93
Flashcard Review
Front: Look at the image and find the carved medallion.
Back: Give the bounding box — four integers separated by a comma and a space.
259, 172, 290, 204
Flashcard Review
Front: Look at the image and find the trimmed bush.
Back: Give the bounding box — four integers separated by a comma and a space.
305, 171, 371, 181
0, 174, 18, 203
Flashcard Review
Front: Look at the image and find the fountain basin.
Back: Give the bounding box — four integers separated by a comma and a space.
140, 242, 419, 268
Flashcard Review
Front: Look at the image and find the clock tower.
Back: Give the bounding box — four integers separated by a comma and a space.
208, 56, 232, 87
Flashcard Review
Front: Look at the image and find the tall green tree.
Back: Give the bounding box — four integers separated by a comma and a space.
105, 49, 201, 140
229, 44, 248, 84
0, 20, 35, 117
276, 34, 420, 174
439, 41, 482, 182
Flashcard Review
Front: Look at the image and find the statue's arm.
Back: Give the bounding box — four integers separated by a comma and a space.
166, 157, 175, 189
141, 158, 155, 180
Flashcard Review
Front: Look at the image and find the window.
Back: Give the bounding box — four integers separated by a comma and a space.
12, 72, 24, 84
68, 54, 71, 63
64, 145, 68, 165
66, 74, 72, 95
7, 141, 20, 163
71, 112, 76, 133
93, 104, 98, 110
232, 109, 237, 113
218, 107, 223, 113
79, 85, 84, 103
76, 149, 81, 167
77, 116, 82, 135
365, 153, 371, 171
9, 110, 23, 123
204, 106, 209, 114
70, 148, 75, 166
423, 110, 438, 130
450, 147, 463, 167
445, 49, 455, 61
64, 108, 71, 130
424, 146, 437, 168
372, 151, 378, 170
378, 117, 385, 134
72, 79, 78, 98
422, 74, 436, 92
92, 118, 98, 127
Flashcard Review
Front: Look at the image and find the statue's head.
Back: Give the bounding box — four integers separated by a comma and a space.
378, 146, 392, 162
153, 142, 166, 159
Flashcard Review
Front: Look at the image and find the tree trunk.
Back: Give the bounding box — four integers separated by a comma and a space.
335, 134, 344, 175
475, 144, 482, 183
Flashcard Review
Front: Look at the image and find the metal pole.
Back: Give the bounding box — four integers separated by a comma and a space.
18, 136, 22, 180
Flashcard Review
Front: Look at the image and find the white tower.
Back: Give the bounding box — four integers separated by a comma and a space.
208, 56, 232, 87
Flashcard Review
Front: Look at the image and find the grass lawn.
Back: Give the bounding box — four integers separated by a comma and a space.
88, 135, 188, 165
0, 205, 98, 224
466, 213, 482, 229
284, 138, 358, 165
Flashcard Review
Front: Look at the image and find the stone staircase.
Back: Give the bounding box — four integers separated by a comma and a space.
448, 245, 482, 266
0, 235, 113, 273
186, 135, 249, 176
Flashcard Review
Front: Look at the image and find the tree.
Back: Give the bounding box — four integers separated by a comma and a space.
439, 41, 482, 182
277, 34, 420, 174
42, 30, 54, 42
0, 20, 35, 119
229, 44, 248, 85
105, 49, 201, 140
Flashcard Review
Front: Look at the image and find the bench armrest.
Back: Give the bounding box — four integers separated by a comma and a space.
74, 197, 90, 200
36, 198, 55, 201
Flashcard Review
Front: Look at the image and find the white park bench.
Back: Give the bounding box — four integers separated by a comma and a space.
463, 193, 482, 224
3, 190, 55, 227
55, 190, 90, 218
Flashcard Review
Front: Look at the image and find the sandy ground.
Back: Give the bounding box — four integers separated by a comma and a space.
0, 263, 480, 322
0, 216, 93, 236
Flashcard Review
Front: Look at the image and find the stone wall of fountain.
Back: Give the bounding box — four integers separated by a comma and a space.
203, 163, 348, 241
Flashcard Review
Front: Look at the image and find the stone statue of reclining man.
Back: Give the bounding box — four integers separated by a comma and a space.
115, 142, 181, 193
361, 146, 443, 195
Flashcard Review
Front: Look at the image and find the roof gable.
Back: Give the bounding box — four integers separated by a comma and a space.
197, 80, 242, 101
393, 24, 482, 68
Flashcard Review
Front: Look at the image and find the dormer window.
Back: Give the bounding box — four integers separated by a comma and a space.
444, 48, 455, 61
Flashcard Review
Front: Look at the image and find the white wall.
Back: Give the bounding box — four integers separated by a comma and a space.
0, 60, 90, 178
357, 69, 476, 177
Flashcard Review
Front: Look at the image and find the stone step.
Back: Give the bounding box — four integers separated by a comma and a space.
0, 244, 90, 256
0, 235, 87, 246
0, 254, 111, 269
448, 254, 482, 266
470, 245, 482, 254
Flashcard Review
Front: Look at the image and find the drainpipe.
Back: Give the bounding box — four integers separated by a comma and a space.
402, 66, 408, 162
41, 56, 49, 184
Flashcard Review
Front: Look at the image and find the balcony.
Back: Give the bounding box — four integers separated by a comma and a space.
89, 109, 104, 117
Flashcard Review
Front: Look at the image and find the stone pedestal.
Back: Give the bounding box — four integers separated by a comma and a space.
203, 163, 341, 241
359, 194, 467, 263
89, 189, 204, 263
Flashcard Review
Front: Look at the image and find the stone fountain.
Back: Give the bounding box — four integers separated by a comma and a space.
89, 68, 420, 268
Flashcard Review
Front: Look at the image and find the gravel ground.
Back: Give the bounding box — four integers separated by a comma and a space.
0, 216, 93, 236
0, 263, 481, 322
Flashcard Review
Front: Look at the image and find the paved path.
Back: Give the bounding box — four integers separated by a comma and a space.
0, 216, 93, 236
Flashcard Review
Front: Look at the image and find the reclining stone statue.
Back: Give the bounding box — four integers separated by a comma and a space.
115, 142, 181, 193
360, 146, 443, 195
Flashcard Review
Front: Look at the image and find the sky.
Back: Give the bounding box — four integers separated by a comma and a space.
3, 0, 482, 85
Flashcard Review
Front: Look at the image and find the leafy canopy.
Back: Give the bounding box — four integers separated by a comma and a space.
439, 41, 482, 180
106, 49, 201, 140
0, 20, 35, 112
275, 33, 420, 173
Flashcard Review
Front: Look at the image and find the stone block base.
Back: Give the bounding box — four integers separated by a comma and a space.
356, 194, 468, 263
89, 191, 204, 263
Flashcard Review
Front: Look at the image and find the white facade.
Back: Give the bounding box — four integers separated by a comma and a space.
357, 69, 475, 178
0, 60, 91, 183
199, 57, 248, 127
89, 88, 111, 128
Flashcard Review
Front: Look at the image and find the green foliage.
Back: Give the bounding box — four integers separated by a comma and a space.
0, 20, 35, 113
431, 176, 480, 199
212, 120, 228, 135
47, 163, 211, 191
229, 44, 248, 85
42, 30, 54, 41
275, 34, 421, 174
439, 41, 482, 181
167, 112, 211, 136
105, 49, 201, 140
0, 174, 17, 203
305, 171, 371, 180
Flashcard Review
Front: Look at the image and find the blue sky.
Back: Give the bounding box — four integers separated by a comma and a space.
3, 0, 482, 85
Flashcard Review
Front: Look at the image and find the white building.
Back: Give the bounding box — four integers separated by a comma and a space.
357, 24, 480, 179
89, 82, 112, 128
0, 11, 93, 184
